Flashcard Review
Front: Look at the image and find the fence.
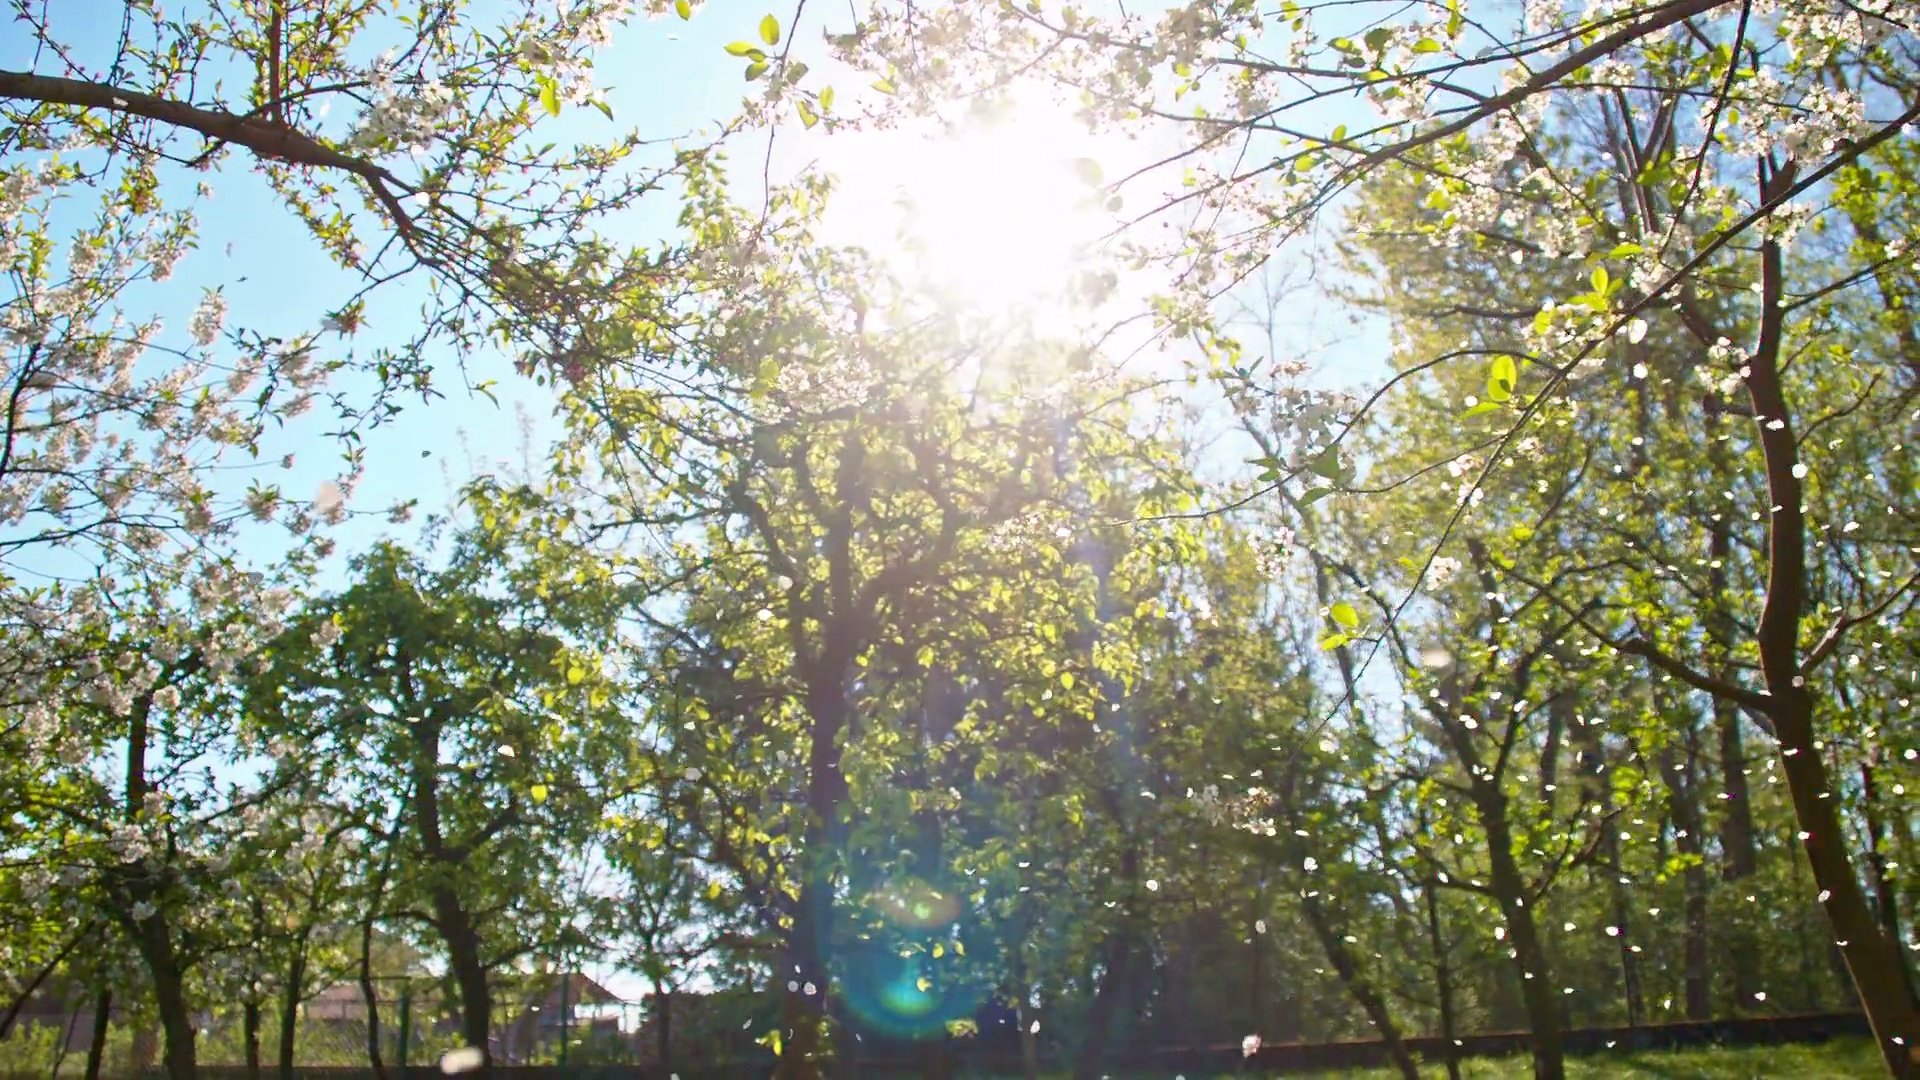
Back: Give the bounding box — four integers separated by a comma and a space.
0, 974, 675, 1075
0, 989, 1873, 1077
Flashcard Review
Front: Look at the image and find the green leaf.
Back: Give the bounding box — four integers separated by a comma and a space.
724, 40, 758, 55
745, 60, 769, 81
796, 99, 819, 128
1307, 446, 1341, 480
566, 665, 586, 685
1299, 485, 1334, 506
1591, 265, 1610, 294
1607, 242, 1644, 258
759, 13, 781, 44
1318, 631, 1351, 651
872, 77, 897, 94
538, 79, 561, 117
1461, 401, 1501, 418
1487, 355, 1517, 402
1330, 601, 1359, 629
1363, 26, 1393, 51
674, 0, 691, 17
819, 85, 835, 111
1412, 37, 1442, 53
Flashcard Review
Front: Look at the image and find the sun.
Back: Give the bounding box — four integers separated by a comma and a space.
810, 95, 1130, 319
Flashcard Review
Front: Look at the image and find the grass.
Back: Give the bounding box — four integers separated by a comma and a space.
1001, 1038, 1885, 1078
1287, 1037, 1884, 1079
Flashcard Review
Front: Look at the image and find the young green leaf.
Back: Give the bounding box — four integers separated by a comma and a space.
1330, 601, 1359, 630
1487, 355, 1517, 402
759, 13, 781, 44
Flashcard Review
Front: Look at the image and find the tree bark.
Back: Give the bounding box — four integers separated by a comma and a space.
1705, 420, 1762, 1010
1745, 218, 1920, 1075
1571, 713, 1641, 1027
1071, 915, 1135, 1080
133, 917, 197, 1080
84, 990, 111, 1080
278, 937, 308, 1078
244, 995, 262, 1080
1476, 782, 1564, 1080
653, 981, 672, 1073
1423, 871, 1464, 1080
1296, 882, 1422, 1080
1656, 700, 1712, 1021
120, 687, 196, 1080
408, 683, 494, 1072
359, 916, 388, 1080
1861, 761, 1920, 1007
436, 890, 494, 1067
359, 808, 399, 1080
775, 673, 853, 1079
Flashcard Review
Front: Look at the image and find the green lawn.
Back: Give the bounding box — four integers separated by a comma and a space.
1290, 1037, 1883, 1078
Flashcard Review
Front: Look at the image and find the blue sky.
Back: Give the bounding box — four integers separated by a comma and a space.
4, 0, 1398, 593
1, 0, 830, 581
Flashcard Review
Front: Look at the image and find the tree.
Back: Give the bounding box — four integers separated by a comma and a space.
254, 487, 634, 1072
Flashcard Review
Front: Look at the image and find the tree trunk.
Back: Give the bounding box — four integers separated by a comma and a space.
1715, 692, 1763, 1009
1296, 883, 1422, 1080
1073, 826, 1140, 1080
653, 981, 672, 1072
1071, 920, 1134, 1080
135, 918, 197, 1080
1571, 714, 1641, 1027
1424, 872, 1464, 1080
84, 990, 111, 1080
1704, 383, 1763, 1012
1657, 710, 1712, 1020
1476, 783, 1564, 1080
1746, 225, 1920, 1075
1862, 761, 1920, 1007
278, 941, 308, 1077
435, 890, 494, 1068
410, 693, 492, 1072
359, 808, 399, 1080
1015, 994, 1040, 1080
244, 996, 262, 1079
776, 673, 853, 1079
359, 914, 388, 1080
